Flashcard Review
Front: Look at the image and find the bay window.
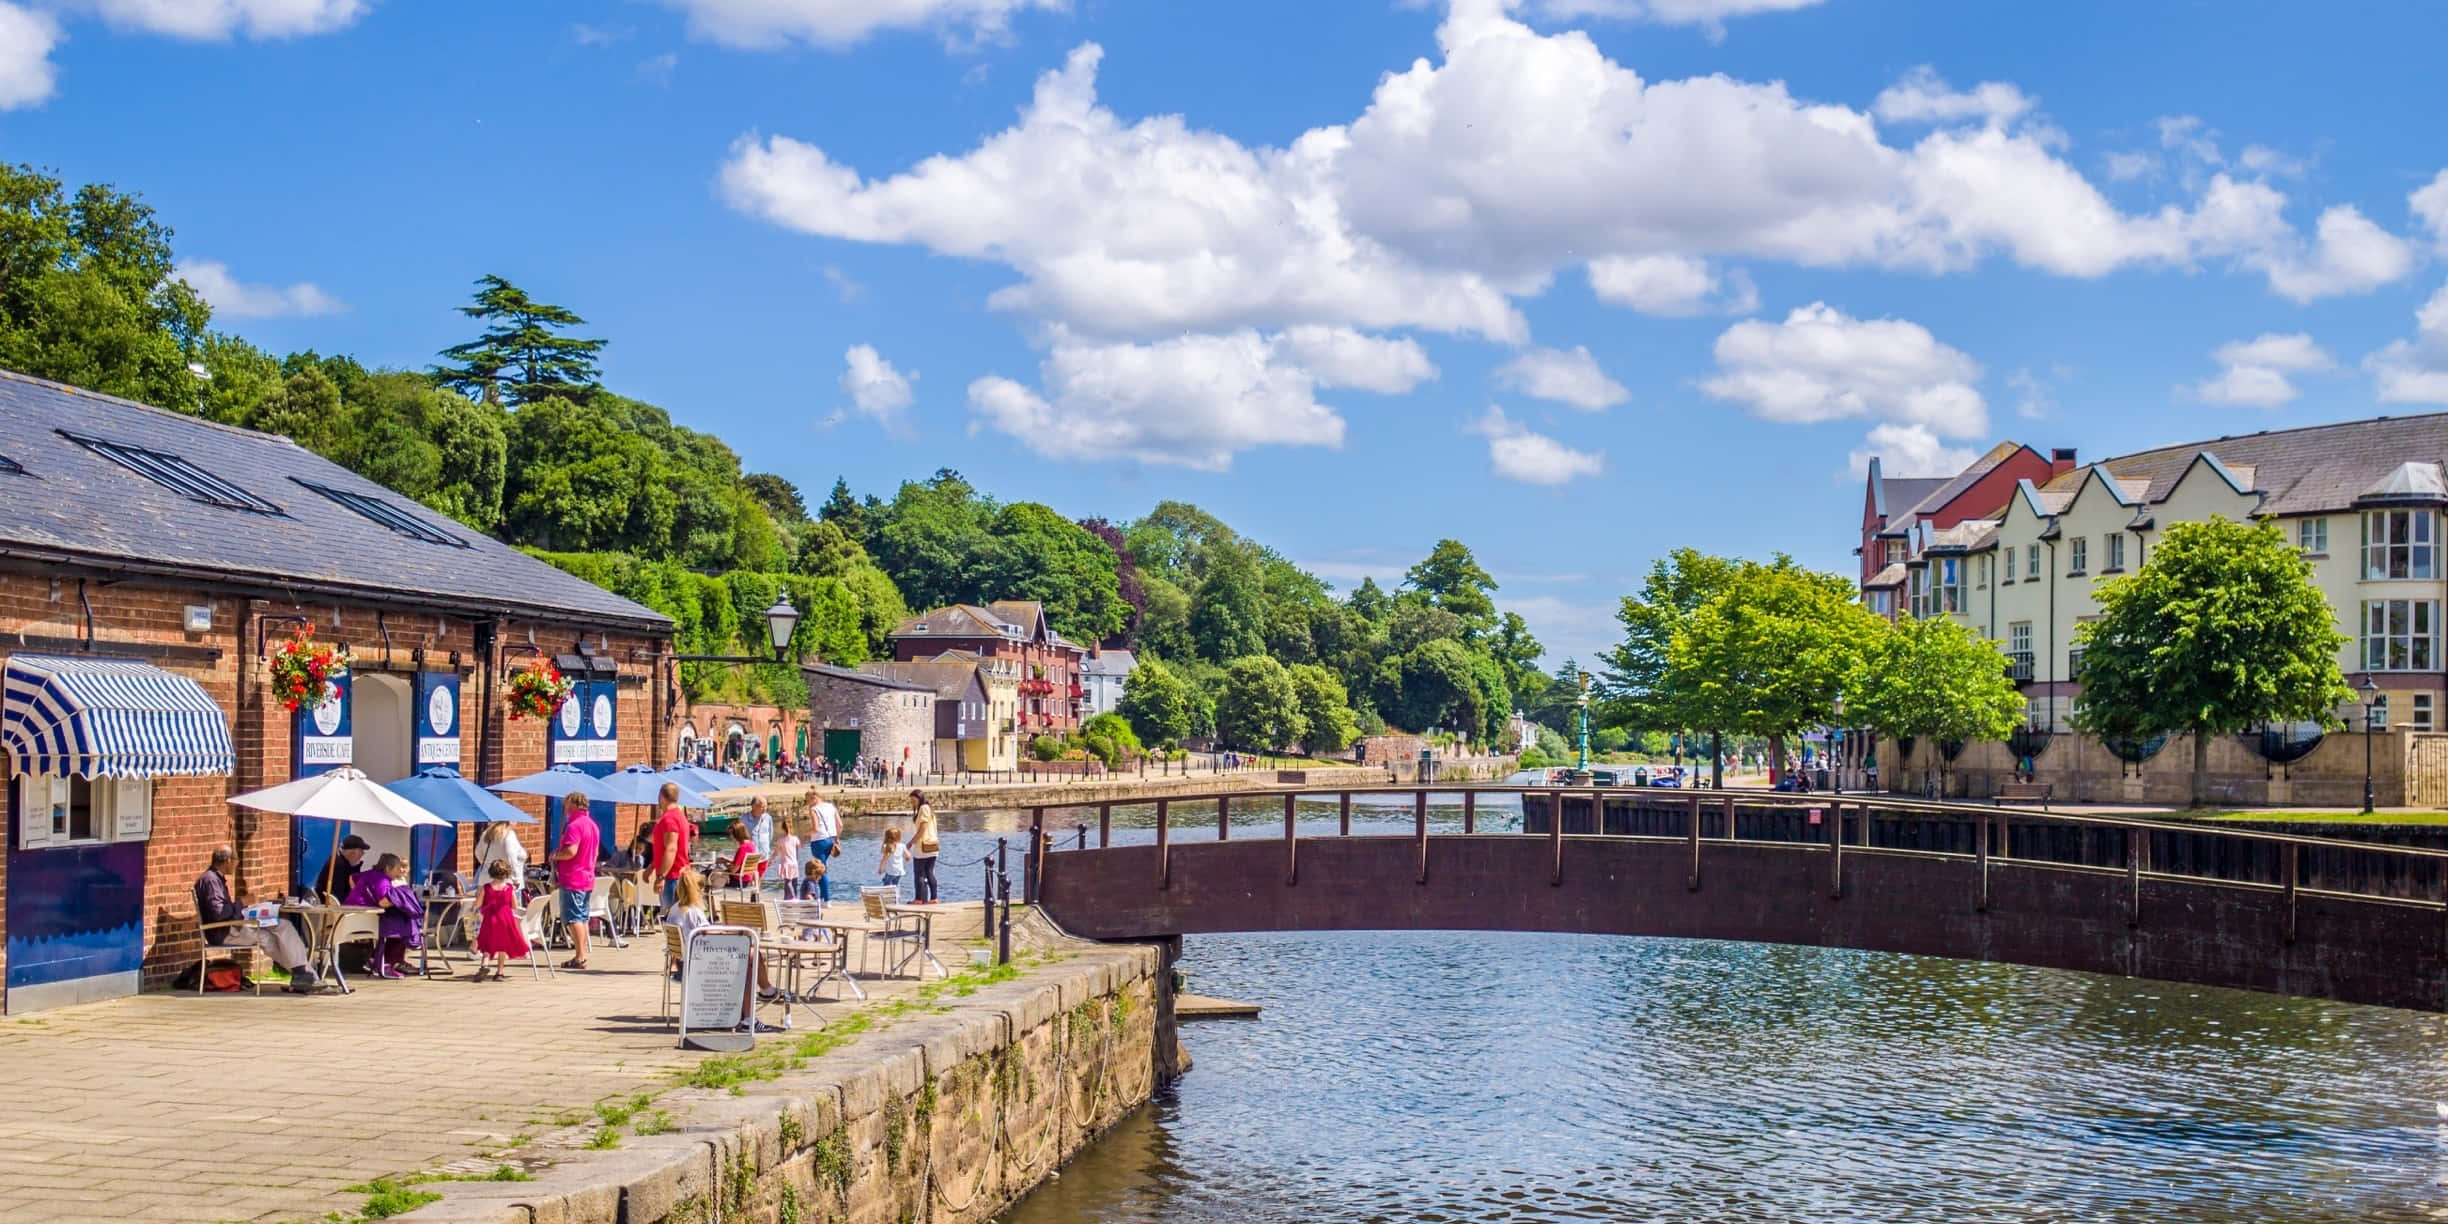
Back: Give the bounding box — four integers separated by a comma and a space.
2363, 599, 2440, 671
2364, 509, 2437, 580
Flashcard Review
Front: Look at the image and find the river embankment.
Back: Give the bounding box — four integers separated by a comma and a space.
719, 756, 1520, 821
402, 921, 1179, 1224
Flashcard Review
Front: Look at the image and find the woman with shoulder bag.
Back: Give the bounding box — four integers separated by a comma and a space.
908, 790, 941, 903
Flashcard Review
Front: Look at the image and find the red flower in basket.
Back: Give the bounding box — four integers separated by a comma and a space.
506, 660, 573, 721
268, 626, 350, 713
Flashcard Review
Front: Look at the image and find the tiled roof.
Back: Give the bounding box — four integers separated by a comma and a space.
1863, 563, 1907, 589
1879, 475, 1948, 519
2052, 412, 2448, 517
1081, 649, 1136, 677
890, 604, 1015, 639
1898, 442, 2028, 519
1924, 519, 1999, 552
862, 660, 980, 701
802, 661, 932, 693
0, 370, 666, 629
986, 600, 1046, 637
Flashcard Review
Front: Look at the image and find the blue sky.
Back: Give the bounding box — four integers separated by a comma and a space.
9, 0, 2448, 667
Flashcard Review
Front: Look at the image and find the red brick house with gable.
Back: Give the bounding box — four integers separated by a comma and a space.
888, 601, 1085, 735
1858, 443, 2073, 619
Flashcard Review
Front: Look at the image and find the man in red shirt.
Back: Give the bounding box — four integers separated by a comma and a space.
650, 782, 692, 911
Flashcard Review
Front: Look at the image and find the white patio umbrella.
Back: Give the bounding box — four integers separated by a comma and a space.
228, 767, 450, 897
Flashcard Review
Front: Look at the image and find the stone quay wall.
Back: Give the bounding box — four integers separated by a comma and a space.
403, 939, 1176, 1224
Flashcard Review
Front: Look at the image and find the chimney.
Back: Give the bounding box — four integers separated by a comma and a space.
2050, 447, 2078, 477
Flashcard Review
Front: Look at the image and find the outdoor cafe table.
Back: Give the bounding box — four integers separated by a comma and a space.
881, 904, 950, 980
761, 925, 868, 1018
278, 902, 381, 994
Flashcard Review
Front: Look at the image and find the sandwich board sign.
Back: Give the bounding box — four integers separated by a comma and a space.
678, 926, 759, 1052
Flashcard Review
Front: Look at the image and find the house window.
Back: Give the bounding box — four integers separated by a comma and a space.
2365, 510, 2437, 580
15, 775, 148, 849
2363, 599, 2440, 671
2299, 517, 2329, 555
2373, 694, 2392, 729
2067, 537, 2088, 574
1938, 558, 1963, 613
2025, 545, 2040, 581
2008, 622, 2032, 654
2416, 694, 2435, 732
1976, 555, 1990, 589
2105, 534, 2126, 571
1884, 539, 1906, 565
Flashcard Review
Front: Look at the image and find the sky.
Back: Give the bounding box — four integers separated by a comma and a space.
8, 0, 2448, 668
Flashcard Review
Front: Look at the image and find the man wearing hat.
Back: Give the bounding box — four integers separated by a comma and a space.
327, 834, 371, 900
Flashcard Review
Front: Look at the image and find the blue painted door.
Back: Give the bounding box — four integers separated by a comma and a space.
290, 673, 354, 895
409, 672, 462, 884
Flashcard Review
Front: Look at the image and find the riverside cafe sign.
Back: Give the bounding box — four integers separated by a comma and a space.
678, 925, 760, 1051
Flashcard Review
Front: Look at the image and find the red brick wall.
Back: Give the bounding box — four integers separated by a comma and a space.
0, 566, 667, 995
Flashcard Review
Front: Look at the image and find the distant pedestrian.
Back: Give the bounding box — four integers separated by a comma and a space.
746, 796, 775, 864
908, 790, 940, 903
807, 790, 842, 902
774, 816, 805, 900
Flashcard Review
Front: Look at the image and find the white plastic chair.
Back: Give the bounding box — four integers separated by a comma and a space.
515, 894, 559, 980
586, 877, 625, 948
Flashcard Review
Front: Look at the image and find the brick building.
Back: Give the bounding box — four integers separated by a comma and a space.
887, 601, 1084, 736
1856, 443, 2071, 620
0, 373, 671, 1012
674, 700, 806, 770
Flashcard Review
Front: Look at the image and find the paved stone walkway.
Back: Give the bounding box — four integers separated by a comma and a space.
0, 905, 993, 1224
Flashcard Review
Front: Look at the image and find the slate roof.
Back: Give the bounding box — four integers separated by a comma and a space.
1862, 563, 1907, 589
1081, 649, 1136, 678
0, 370, 667, 630
2043, 412, 2448, 517
1896, 442, 2029, 521
986, 601, 1046, 638
890, 604, 1019, 640
862, 660, 981, 701
802, 661, 932, 692
1923, 520, 2000, 553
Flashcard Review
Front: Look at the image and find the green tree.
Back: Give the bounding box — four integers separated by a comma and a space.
1214, 655, 1306, 753
0, 165, 211, 409
818, 477, 867, 544
973, 502, 1126, 642
1666, 562, 1885, 778
432, 274, 606, 406
866, 469, 994, 613
2072, 516, 2349, 807
1391, 638, 1485, 737
1188, 544, 1267, 661
1346, 576, 1393, 624
1602, 548, 1744, 734
742, 473, 808, 524
1078, 712, 1144, 767
1851, 615, 2026, 788
1135, 575, 1194, 662
1117, 656, 1195, 748
1288, 663, 1359, 754
1402, 539, 1499, 638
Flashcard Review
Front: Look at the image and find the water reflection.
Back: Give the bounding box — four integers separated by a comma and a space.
995, 932, 2448, 1223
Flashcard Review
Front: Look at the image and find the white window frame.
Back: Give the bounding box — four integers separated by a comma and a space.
2365, 509, 2437, 581
2415, 693, 2435, 733
2363, 599, 2440, 672
2105, 534, 2126, 571
2025, 545, 2040, 582
2007, 622, 2032, 654
2068, 536, 2088, 574
2299, 517, 2328, 555
2373, 694, 2392, 729
15, 774, 147, 849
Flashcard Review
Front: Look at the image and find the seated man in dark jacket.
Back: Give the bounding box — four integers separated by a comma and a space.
195, 847, 317, 993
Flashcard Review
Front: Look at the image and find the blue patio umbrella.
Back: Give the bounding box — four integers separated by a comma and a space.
488, 764, 624, 803
662, 763, 757, 793
383, 766, 536, 824
595, 763, 711, 809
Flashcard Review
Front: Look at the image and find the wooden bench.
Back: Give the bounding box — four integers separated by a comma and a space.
1995, 782, 2052, 810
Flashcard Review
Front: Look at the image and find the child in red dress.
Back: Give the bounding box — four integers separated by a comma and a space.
473, 860, 528, 981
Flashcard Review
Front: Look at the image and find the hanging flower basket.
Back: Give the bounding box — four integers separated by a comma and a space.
268, 625, 349, 713
505, 659, 573, 721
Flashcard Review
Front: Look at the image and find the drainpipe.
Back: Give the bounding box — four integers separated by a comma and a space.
2046, 539, 2058, 732
473, 621, 500, 785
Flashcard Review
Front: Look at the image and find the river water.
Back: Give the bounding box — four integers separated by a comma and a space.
824, 794, 2448, 1222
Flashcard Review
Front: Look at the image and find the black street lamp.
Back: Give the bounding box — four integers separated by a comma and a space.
1830, 691, 1846, 794
2362, 674, 2382, 814
673, 597, 802, 666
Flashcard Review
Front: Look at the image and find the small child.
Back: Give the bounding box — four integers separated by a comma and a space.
878, 827, 907, 896
473, 860, 527, 981
773, 816, 804, 900
664, 870, 709, 981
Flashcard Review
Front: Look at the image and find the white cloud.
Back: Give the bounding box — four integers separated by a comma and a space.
1847, 422, 1976, 479
637, 51, 678, 84
572, 23, 630, 46
177, 259, 344, 319
838, 343, 915, 431
1532, 0, 1824, 40
2250, 205, 2413, 303
1272, 325, 1437, 393
0, 3, 58, 109
2189, 332, 2331, 408
658, 0, 1062, 49
966, 329, 1354, 470
1872, 65, 2033, 128
2366, 285, 2448, 404
1585, 253, 1755, 315
2102, 150, 2158, 182
821, 264, 865, 302
1700, 302, 1987, 440
1466, 406, 1603, 486
87, 0, 366, 39
1493, 344, 1628, 410
2006, 364, 2069, 420
2409, 170, 2448, 251
2238, 144, 2306, 178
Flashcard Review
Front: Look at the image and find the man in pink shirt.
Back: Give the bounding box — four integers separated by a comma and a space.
553, 792, 601, 970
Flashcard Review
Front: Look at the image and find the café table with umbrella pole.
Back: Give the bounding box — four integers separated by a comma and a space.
225, 768, 450, 992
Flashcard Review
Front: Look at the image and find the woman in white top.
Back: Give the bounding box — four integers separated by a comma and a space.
471, 821, 528, 894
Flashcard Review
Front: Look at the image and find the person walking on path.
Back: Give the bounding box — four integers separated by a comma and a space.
553, 792, 600, 969
877, 827, 907, 897
650, 783, 692, 911
806, 789, 841, 902
908, 790, 940, 903
472, 860, 527, 980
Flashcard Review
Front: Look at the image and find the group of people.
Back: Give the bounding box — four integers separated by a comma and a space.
190, 782, 950, 995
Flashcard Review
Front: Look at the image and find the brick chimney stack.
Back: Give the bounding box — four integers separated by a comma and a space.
2050, 447, 2078, 477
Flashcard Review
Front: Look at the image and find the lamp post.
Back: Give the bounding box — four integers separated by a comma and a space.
1575, 673, 1592, 771
1830, 691, 1846, 794
2362, 674, 2382, 814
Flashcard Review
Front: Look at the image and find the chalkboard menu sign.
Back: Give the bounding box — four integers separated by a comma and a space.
679, 926, 759, 1051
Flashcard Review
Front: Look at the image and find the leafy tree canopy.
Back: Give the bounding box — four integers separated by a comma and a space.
1214, 655, 1306, 753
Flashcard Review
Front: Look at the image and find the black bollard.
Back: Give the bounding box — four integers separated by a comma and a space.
995, 837, 1013, 965
1076, 823, 1088, 850
982, 854, 996, 940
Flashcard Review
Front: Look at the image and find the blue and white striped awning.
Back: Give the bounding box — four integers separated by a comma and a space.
1, 654, 235, 779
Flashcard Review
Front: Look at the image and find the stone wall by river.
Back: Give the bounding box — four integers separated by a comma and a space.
405, 934, 1177, 1224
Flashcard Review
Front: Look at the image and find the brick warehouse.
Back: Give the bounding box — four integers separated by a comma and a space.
0, 372, 676, 1012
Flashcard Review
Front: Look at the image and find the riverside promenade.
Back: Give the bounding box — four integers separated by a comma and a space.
0, 905, 1162, 1224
